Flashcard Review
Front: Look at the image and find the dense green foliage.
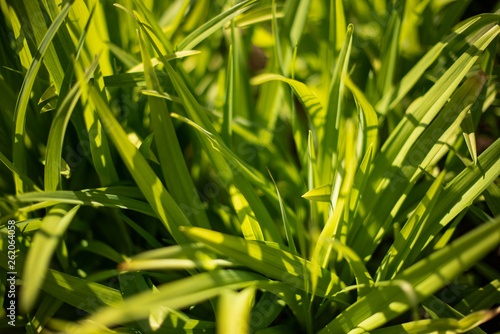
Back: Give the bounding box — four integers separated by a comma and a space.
1, 0, 500, 333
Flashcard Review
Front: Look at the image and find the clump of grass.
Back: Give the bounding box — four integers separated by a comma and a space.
1, 0, 499, 333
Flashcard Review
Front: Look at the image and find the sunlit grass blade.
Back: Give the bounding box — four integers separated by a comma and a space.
382, 25, 498, 166
55, 2, 96, 111
42, 268, 123, 312
348, 144, 373, 218
235, 4, 285, 27
344, 75, 379, 155
126, 0, 174, 55
351, 70, 489, 260
140, 89, 182, 103
120, 243, 233, 271
250, 73, 324, 133
178, 0, 256, 51
455, 279, 500, 314
120, 258, 236, 271
370, 307, 500, 334
301, 183, 331, 202
377, 172, 446, 281
181, 226, 344, 298
230, 185, 265, 241
14, 189, 155, 217
306, 130, 321, 240
328, 239, 373, 298
376, 14, 500, 114
217, 287, 256, 334
407, 138, 500, 264
461, 109, 478, 164
330, 0, 347, 54
66, 270, 265, 333
1, 1, 499, 332
128, 50, 201, 73
15, 0, 71, 91
68, 0, 113, 76
422, 295, 489, 334
311, 119, 357, 277
319, 217, 500, 333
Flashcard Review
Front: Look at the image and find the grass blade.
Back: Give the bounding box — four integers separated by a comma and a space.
88, 86, 192, 244
319, 24, 353, 185
319, 217, 500, 333
138, 28, 210, 229
218, 287, 256, 334
21, 205, 80, 312
230, 185, 265, 241
181, 226, 344, 298
178, 0, 256, 51
370, 308, 500, 334
344, 75, 379, 155
376, 172, 446, 281
376, 14, 500, 114
12, 0, 73, 195
44, 56, 99, 191
328, 239, 373, 298
14, 188, 155, 217
69, 270, 265, 333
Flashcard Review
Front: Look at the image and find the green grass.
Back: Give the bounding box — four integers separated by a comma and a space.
1, 0, 500, 333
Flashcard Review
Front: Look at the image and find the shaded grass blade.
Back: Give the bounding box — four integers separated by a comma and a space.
21, 205, 80, 312
12, 0, 73, 195
3, 236, 122, 315
319, 24, 353, 185
44, 56, 99, 191
138, 28, 210, 229
376, 172, 446, 281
